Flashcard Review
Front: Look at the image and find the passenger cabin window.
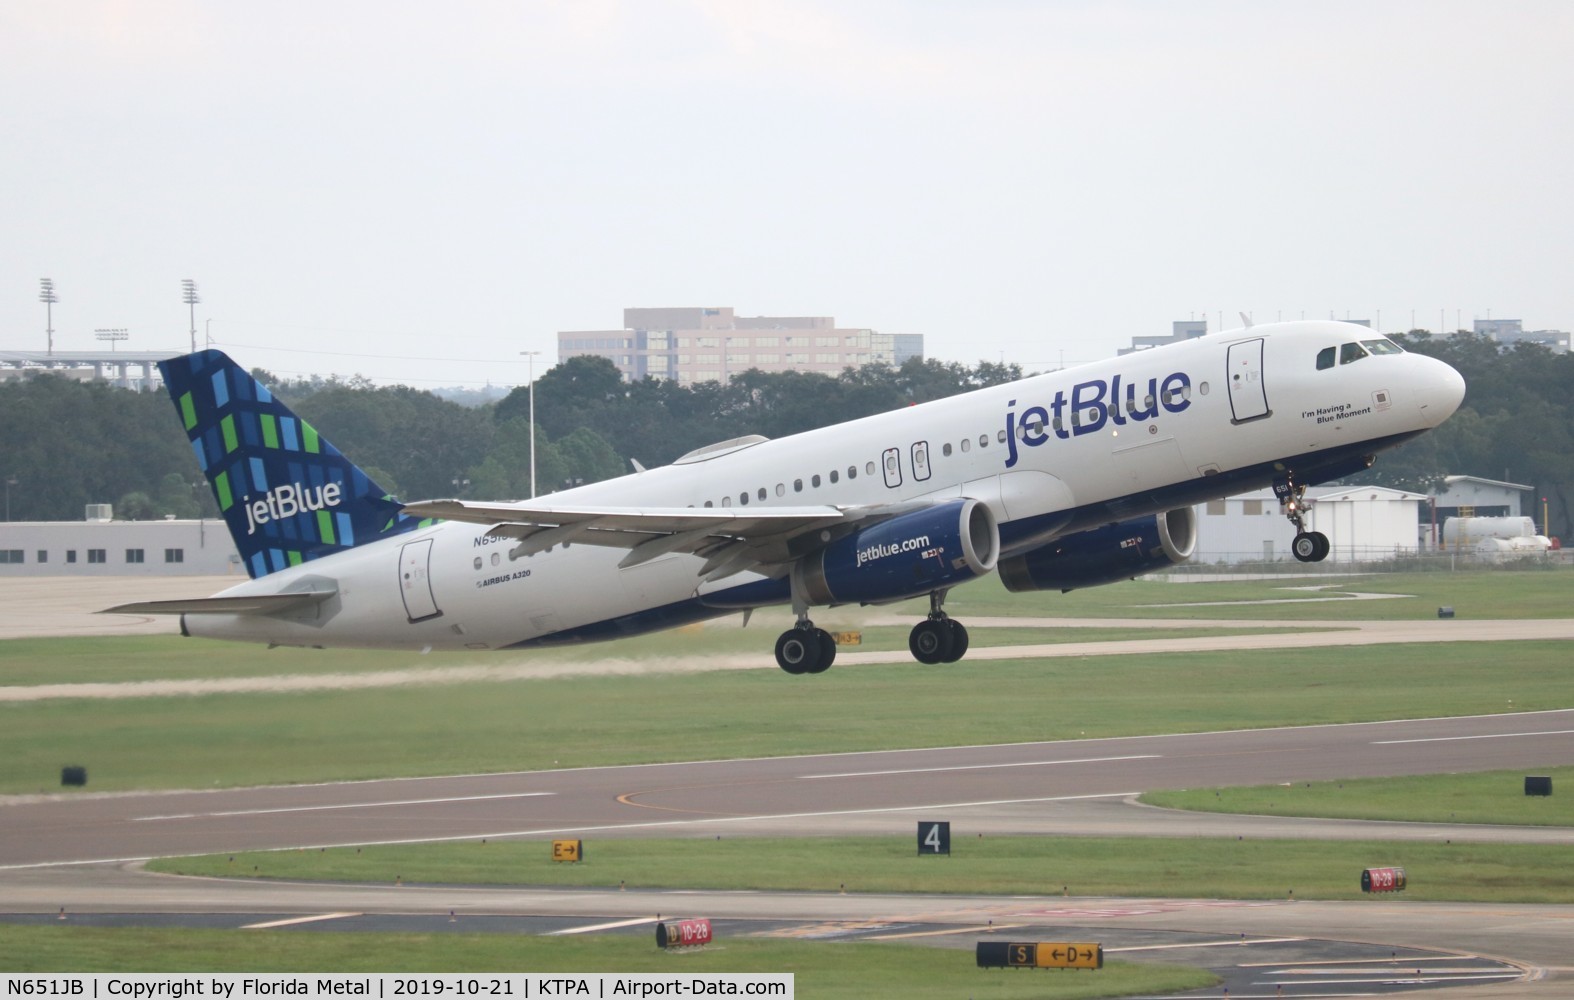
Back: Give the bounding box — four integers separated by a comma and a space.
1317, 346, 1336, 370
1339, 341, 1368, 365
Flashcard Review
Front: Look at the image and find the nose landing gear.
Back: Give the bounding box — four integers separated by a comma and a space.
1275, 474, 1330, 562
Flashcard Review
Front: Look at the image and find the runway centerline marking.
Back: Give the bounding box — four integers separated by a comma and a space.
1372, 729, 1574, 745
865, 925, 1028, 941
135, 791, 555, 821
548, 917, 663, 936
803, 754, 1161, 779
241, 912, 361, 929
1106, 936, 1307, 953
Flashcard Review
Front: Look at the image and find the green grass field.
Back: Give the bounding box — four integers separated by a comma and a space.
0, 927, 1215, 997
148, 832, 1574, 904
3, 638, 1569, 794
4, 573, 1572, 798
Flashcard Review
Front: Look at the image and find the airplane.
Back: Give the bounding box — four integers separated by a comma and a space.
106, 320, 1466, 674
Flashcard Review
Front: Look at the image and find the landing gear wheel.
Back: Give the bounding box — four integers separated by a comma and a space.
775, 628, 823, 674
1292, 531, 1330, 563
939, 619, 969, 663
807, 627, 836, 674
909, 619, 955, 665
1277, 474, 1333, 564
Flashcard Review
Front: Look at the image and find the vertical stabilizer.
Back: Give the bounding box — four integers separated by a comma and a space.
159, 350, 427, 579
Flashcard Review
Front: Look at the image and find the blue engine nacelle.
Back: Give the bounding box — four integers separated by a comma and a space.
794, 498, 1000, 606
998, 507, 1197, 593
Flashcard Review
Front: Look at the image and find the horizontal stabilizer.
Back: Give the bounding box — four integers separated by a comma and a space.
101, 590, 337, 617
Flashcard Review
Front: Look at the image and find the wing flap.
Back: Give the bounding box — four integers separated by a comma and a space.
400, 498, 852, 577
398, 496, 953, 582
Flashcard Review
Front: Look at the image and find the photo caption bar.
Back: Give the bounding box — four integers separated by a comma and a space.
1, 976, 793, 1000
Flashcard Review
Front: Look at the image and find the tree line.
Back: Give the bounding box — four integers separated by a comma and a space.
1350, 331, 1573, 536
1, 337, 1567, 538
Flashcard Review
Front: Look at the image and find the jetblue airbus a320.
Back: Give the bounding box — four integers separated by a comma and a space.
107, 320, 1466, 674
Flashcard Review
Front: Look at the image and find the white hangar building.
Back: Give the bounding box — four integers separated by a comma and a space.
1192, 485, 1429, 564
0, 516, 242, 577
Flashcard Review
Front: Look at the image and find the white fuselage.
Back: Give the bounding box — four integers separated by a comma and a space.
185, 321, 1465, 651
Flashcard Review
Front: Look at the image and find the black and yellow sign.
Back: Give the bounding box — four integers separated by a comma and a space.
977, 941, 1102, 970
832, 631, 862, 646
1038, 942, 1102, 969
551, 839, 583, 863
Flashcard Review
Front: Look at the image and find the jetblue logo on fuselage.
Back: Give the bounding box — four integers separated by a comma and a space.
242, 481, 343, 535
1004, 370, 1192, 468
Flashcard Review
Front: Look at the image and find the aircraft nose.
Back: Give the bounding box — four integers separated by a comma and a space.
1416, 355, 1466, 425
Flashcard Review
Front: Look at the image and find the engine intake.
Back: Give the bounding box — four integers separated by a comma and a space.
999, 506, 1197, 593
795, 498, 999, 606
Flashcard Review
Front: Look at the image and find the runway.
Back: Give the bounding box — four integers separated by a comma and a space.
4, 710, 1573, 868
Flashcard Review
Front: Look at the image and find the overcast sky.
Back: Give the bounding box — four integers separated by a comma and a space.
4, 1, 1570, 387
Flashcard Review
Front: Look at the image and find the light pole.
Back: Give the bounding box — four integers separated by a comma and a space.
95, 328, 128, 352
206, 318, 213, 349
39, 279, 57, 356
520, 351, 542, 498
182, 279, 200, 353
4, 477, 16, 522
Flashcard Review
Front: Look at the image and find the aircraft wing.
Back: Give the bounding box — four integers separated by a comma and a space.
400, 498, 877, 580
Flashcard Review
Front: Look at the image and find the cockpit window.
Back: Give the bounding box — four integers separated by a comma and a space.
1361, 338, 1404, 355
1319, 338, 1401, 371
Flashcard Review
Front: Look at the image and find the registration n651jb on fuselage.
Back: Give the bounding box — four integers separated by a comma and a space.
107, 320, 1465, 674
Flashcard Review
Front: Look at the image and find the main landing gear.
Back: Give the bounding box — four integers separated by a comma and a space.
772, 590, 972, 674
909, 590, 969, 665
1275, 474, 1330, 563
774, 621, 836, 675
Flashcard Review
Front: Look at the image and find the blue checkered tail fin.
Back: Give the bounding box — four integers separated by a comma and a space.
159, 350, 427, 579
